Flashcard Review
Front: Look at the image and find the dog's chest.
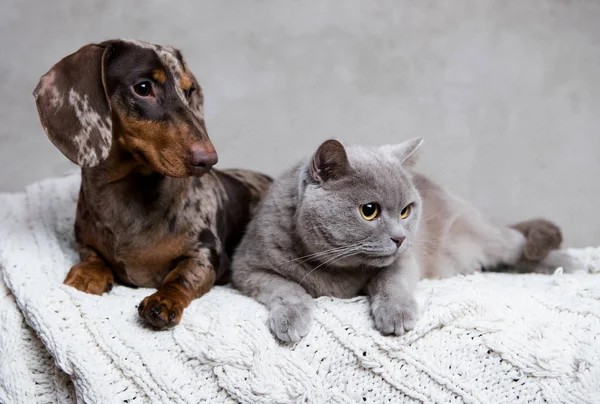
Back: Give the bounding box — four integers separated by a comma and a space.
114, 232, 191, 288
87, 196, 195, 288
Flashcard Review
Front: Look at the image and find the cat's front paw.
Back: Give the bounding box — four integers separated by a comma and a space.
371, 295, 419, 336
269, 302, 313, 342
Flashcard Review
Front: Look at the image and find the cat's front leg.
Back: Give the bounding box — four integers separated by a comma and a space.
268, 287, 314, 342
366, 254, 420, 336
232, 267, 314, 342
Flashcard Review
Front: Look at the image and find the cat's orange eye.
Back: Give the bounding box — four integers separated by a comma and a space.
360, 203, 380, 221
400, 204, 412, 219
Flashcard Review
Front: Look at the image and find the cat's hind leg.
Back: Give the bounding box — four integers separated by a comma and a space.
485, 219, 581, 273
510, 219, 562, 261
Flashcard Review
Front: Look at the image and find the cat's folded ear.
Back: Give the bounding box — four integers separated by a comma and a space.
385, 138, 424, 168
33, 43, 113, 168
310, 139, 350, 182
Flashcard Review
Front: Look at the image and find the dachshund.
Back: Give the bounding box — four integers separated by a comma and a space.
33, 39, 272, 328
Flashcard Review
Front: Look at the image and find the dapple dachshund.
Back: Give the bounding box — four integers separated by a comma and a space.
33, 39, 272, 328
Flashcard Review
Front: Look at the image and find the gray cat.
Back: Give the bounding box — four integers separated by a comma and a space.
231, 139, 574, 342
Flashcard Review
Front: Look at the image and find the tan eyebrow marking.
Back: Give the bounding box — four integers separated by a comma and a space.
180, 75, 192, 92
152, 69, 166, 84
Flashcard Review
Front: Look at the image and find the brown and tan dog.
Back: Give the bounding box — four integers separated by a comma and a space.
33, 39, 272, 328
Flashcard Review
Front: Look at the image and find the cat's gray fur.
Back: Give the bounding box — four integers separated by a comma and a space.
231, 139, 575, 342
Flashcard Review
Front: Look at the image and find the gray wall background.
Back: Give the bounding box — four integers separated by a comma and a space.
0, 0, 598, 246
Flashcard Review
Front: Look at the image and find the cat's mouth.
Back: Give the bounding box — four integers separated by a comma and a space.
357, 251, 399, 267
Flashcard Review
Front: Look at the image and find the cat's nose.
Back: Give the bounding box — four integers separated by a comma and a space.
391, 236, 405, 248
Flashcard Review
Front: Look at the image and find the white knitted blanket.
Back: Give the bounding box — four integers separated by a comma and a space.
1, 174, 600, 404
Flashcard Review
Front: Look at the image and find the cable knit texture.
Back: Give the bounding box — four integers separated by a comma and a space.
1, 173, 599, 403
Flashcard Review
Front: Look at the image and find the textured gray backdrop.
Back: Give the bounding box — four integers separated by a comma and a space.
0, 0, 598, 246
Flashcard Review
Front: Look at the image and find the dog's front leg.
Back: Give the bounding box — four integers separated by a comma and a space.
64, 246, 115, 295
137, 256, 216, 328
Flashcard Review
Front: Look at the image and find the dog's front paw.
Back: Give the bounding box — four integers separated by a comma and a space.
371, 295, 418, 336
269, 302, 313, 342
64, 263, 114, 295
138, 292, 185, 329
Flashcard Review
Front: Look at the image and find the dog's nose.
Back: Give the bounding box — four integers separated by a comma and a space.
188, 144, 218, 168
391, 236, 405, 248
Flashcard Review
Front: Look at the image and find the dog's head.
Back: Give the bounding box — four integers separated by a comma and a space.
33, 39, 216, 177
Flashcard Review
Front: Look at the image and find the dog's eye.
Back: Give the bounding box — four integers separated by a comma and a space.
186, 84, 196, 98
133, 81, 153, 97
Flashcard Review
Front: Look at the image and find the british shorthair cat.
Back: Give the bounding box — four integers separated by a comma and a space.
231, 139, 572, 342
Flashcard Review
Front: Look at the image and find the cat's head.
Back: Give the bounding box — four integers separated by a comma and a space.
297, 138, 423, 268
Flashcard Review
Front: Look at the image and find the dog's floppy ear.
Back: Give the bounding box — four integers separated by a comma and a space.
33, 44, 113, 167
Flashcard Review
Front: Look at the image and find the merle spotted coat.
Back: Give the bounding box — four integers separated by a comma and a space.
33, 39, 271, 328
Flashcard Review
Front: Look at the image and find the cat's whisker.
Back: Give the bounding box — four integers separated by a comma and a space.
297, 247, 361, 286
322, 249, 362, 269
270, 244, 365, 278
419, 210, 443, 223
299, 245, 363, 264
283, 243, 363, 266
